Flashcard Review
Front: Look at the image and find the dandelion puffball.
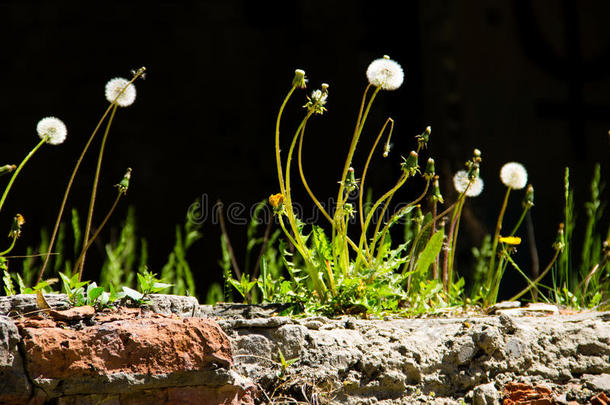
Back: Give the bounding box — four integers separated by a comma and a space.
366, 55, 404, 91
500, 162, 528, 190
453, 170, 484, 197
105, 77, 136, 107
36, 117, 67, 145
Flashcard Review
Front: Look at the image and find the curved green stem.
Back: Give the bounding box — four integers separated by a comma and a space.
510, 205, 531, 236
78, 103, 119, 281
508, 246, 561, 302
0, 138, 46, 215
297, 118, 332, 225
37, 71, 144, 284
359, 117, 394, 236
355, 172, 408, 270
372, 180, 430, 262
284, 113, 314, 261
0, 235, 18, 256
488, 187, 511, 289
275, 86, 297, 196
73, 190, 124, 274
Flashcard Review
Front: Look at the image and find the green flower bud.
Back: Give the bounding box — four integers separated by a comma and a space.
523, 184, 534, 208
401, 151, 419, 177
0, 164, 16, 177
553, 223, 565, 251
431, 176, 444, 204
415, 126, 431, 150
424, 158, 435, 180
116, 168, 132, 194
8, 214, 25, 239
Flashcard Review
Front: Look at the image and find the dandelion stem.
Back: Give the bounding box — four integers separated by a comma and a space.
372, 180, 430, 263
509, 247, 561, 302
0, 138, 47, 215
443, 197, 465, 292
275, 86, 297, 197
336, 85, 378, 211
488, 187, 511, 289
0, 235, 18, 256
509, 205, 531, 236
297, 116, 332, 224
359, 118, 394, 246
403, 186, 470, 277
355, 172, 408, 271
77, 103, 118, 281
37, 71, 143, 285
73, 190, 123, 275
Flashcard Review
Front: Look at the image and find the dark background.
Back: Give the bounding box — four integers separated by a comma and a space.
1, 1, 609, 300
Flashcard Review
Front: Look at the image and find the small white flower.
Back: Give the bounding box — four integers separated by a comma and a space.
500, 162, 528, 190
453, 170, 484, 197
366, 55, 404, 91
310, 89, 328, 105
36, 117, 67, 145
105, 77, 136, 107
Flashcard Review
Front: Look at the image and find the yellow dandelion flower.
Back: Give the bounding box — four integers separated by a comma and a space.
268, 193, 284, 208
499, 236, 521, 245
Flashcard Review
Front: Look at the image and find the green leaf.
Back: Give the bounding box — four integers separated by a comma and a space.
414, 230, 444, 275
122, 286, 144, 301
87, 282, 105, 303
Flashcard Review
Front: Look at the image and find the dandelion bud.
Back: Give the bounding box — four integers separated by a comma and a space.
37, 117, 67, 145
553, 223, 565, 251
424, 158, 435, 180
0, 165, 16, 176
366, 55, 404, 91
401, 151, 419, 177
344, 203, 356, 219
523, 184, 534, 208
473, 148, 481, 159
105, 78, 136, 107
131, 66, 147, 80
500, 162, 528, 190
415, 126, 431, 150
431, 176, 444, 204
292, 69, 307, 89
8, 214, 25, 239
116, 168, 132, 194
321, 83, 329, 94
414, 204, 424, 225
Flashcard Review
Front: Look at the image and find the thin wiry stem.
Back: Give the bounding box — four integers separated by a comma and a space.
73, 190, 124, 274
77, 103, 118, 281
0, 138, 47, 215
38, 70, 144, 284
358, 118, 394, 243
275, 86, 297, 196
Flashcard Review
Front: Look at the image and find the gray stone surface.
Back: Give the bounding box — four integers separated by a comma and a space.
472, 382, 500, 405
1, 295, 609, 404
0, 293, 70, 315
0, 315, 31, 402
219, 311, 610, 404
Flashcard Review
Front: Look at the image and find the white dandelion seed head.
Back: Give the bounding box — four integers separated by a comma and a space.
366, 55, 404, 91
105, 77, 136, 107
500, 162, 528, 190
453, 170, 484, 197
311, 89, 328, 105
36, 117, 67, 145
